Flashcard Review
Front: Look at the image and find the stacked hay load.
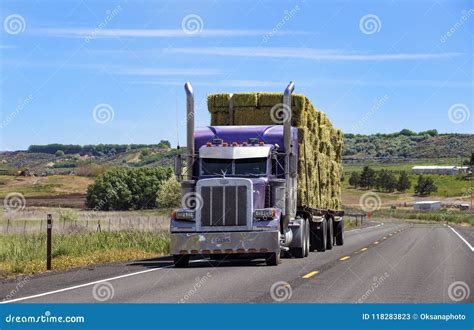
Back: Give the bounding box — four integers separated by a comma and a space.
207, 92, 344, 210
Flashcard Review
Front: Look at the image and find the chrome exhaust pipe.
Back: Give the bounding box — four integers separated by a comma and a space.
185, 82, 194, 180
283, 81, 294, 222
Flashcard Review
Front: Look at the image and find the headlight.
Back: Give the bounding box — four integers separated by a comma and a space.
172, 209, 195, 221
254, 208, 276, 220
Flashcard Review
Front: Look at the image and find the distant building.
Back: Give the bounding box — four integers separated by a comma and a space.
411, 166, 470, 175
413, 201, 441, 210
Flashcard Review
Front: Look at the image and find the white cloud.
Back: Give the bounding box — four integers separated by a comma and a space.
30, 28, 308, 38
114, 68, 222, 76
165, 47, 463, 61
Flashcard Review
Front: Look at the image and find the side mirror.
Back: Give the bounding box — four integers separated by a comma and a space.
174, 154, 183, 182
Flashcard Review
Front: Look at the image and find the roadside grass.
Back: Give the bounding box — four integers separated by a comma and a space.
373, 208, 474, 226
0, 175, 93, 198
0, 231, 170, 278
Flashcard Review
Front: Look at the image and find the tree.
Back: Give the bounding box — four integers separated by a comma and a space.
359, 166, 376, 189
156, 176, 181, 208
86, 167, 172, 210
399, 129, 415, 136
55, 150, 65, 157
414, 175, 438, 196
375, 170, 397, 192
396, 171, 411, 192
348, 172, 360, 188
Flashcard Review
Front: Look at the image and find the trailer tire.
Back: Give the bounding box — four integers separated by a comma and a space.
266, 251, 280, 266
335, 219, 344, 246
314, 219, 327, 252
304, 218, 310, 257
173, 255, 189, 268
326, 217, 334, 250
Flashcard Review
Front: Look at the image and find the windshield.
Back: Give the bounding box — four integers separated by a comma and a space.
201, 157, 267, 176
201, 159, 232, 175
235, 158, 267, 175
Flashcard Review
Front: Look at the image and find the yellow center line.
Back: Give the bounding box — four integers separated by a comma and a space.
360, 247, 368, 252
339, 256, 350, 261
302, 271, 319, 279
374, 241, 379, 245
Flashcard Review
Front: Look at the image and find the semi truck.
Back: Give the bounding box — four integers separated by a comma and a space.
170, 82, 344, 267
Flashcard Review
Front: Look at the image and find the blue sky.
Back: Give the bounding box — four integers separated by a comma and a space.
0, 0, 472, 150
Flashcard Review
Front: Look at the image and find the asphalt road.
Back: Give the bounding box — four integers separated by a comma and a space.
1, 220, 473, 303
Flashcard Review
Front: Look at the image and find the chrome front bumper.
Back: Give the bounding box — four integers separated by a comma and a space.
171, 230, 280, 255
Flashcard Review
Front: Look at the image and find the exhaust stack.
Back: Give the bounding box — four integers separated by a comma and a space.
283, 81, 294, 222
185, 82, 194, 180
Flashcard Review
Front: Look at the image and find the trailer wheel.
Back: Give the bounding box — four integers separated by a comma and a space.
334, 219, 344, 246
173, 254, 189, 268
326, 217, 334, 250
304, 218, 310, 257
266, 251, 280, 266
314, 219, 327, 252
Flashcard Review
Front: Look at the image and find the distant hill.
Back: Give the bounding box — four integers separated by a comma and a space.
344, 130, 473, 160
1, 130, 472, 176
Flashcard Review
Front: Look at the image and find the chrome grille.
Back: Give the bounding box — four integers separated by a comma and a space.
200, 185, 248, 227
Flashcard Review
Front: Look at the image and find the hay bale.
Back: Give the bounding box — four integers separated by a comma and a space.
207, 91, 344, 210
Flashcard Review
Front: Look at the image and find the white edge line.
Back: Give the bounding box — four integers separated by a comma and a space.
1, 259, 205, 304
447, 225, 474, 252
346, 222, 384, 232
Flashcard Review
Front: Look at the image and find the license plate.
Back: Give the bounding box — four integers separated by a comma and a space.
212, 235, 231, 244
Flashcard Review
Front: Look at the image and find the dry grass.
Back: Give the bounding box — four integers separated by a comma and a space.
0, 175, 93, 198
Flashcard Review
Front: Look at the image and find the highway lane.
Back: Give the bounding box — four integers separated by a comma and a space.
1, 221, 472, 303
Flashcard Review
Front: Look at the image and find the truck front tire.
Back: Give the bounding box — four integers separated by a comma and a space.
334, 220, 344, 246
266, 251, 280, 266
173, 254, 189, 268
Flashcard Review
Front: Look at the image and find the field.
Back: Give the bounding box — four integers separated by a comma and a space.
0, 175, 93, 198
341, 159, 472, 208
0, 231, 170, 278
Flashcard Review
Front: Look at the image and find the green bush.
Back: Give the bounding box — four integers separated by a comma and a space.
156, 176, 181, 209
86, 167, 172, 210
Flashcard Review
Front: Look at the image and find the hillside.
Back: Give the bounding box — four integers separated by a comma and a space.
344, 130, 473, 159
1, 130, 472, 176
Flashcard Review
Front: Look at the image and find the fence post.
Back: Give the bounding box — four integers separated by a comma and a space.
47, 214, 52, 271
